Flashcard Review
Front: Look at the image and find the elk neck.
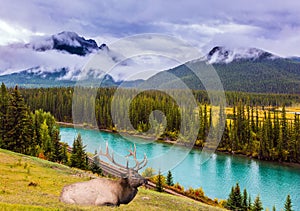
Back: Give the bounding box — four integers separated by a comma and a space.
117, 177, 138, 204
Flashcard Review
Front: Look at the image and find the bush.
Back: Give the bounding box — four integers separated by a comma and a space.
185, 187, 205, 200
194, 187, 205, 197
172, 182, 184, 192
142, 167, 156, 178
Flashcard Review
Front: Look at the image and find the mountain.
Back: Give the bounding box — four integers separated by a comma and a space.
144, 47, 300, 94
0, 31, 136, 84
1, 42, 300, 94
289, 56, 300, 62
206, 46, 275, 64
0, 67, 120, 88
26, 31, 99, 56
0, 67, 74, 88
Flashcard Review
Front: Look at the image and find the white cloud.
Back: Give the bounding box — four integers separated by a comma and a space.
0, 20, 44, 45
0, 46, 88, 75
0, 34, 192, 82
110, 55, 180, 81
155, 22, 223, 36
152, 21, 265, 53
1, 0, 300, 56
78, 34, 201, 81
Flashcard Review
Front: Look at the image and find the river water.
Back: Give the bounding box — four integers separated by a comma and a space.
60, 126, 300, 210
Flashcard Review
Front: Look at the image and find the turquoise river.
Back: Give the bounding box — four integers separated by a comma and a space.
60, 126, 300, 210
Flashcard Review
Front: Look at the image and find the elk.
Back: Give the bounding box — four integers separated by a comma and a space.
59, 143, 147, 206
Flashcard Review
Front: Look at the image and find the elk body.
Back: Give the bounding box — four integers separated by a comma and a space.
60, 144, 147, 206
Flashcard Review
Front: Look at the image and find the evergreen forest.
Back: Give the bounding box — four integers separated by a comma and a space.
9, 85, 300, 163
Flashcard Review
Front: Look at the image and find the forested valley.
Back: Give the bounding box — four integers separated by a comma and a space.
0, 82, 299, 210
11, 85, 300, 163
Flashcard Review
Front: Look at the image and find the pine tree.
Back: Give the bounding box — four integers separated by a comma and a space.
28, 128, 38, 156
70, 134, 87, 169
51, 127, 62, 162
5, 86, 33, 154
234, 183, 243, 209
166, 170, 174, 186
251, 195, 263, 211
59, 143, 69, 164
291, 114, 300, 162
242, 188, 248, 211
284, 194, 293, 211
272, 205, 276, 211
156, 169, 164, 192
203, 104, 209, 139
0, 83, 8, 147
226, 186, 236, 210
226, 183, 243, 210
280, 105, 288, 160
248, 195, 252, 210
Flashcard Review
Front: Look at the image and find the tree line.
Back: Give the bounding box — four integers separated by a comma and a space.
18, 87, 300, 123
219, 103, 300, 162
226, 183, 294, 211
17, 86, 300, 163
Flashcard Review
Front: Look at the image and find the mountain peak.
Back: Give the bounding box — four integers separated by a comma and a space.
55, 31, 79, 38
27, 31, 100, 56
206, 46, 275, 64
51, 31, 99, 55
99, 43, 109, 51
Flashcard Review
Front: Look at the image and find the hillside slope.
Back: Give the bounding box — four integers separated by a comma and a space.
0, 149, 225, 211
145, 56, 300, 94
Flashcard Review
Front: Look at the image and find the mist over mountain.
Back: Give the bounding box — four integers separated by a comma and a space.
26, 31, 99, 56
206, 46, 276, 64
1, 32, 300, 94
145, 46, 300, 94
0, 31, 137, 83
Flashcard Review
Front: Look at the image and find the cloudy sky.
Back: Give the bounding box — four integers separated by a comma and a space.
0, 0, 300, 56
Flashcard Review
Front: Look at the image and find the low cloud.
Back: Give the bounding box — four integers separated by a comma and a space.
0, 34, 192, 81
0, 46, 88, 75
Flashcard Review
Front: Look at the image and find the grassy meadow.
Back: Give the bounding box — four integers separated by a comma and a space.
0, 149, 225, 211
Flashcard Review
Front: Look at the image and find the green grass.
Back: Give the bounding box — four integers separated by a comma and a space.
0, 148, 226, 211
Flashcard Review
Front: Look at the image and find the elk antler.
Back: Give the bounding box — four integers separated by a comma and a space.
96, 142, 147, 172
127, 144, 148, 171
97, 142, 129, 170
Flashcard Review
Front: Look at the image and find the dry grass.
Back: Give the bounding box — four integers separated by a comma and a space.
225, 106, 299, 120
0, 149, 225, 211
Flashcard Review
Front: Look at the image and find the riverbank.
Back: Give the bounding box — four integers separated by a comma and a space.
57, 121, 300, 169
57, 121, 163, 141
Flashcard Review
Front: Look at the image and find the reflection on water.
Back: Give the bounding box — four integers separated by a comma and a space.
60, 127, 300, 210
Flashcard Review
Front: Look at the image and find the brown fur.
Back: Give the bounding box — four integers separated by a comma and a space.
60, 169, 147, 206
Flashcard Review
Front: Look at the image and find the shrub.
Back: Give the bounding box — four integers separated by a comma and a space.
173, 182, 184, 192
142, 167, 156, 178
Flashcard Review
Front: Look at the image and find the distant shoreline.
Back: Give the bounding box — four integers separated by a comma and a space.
57, 121, 300, 169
